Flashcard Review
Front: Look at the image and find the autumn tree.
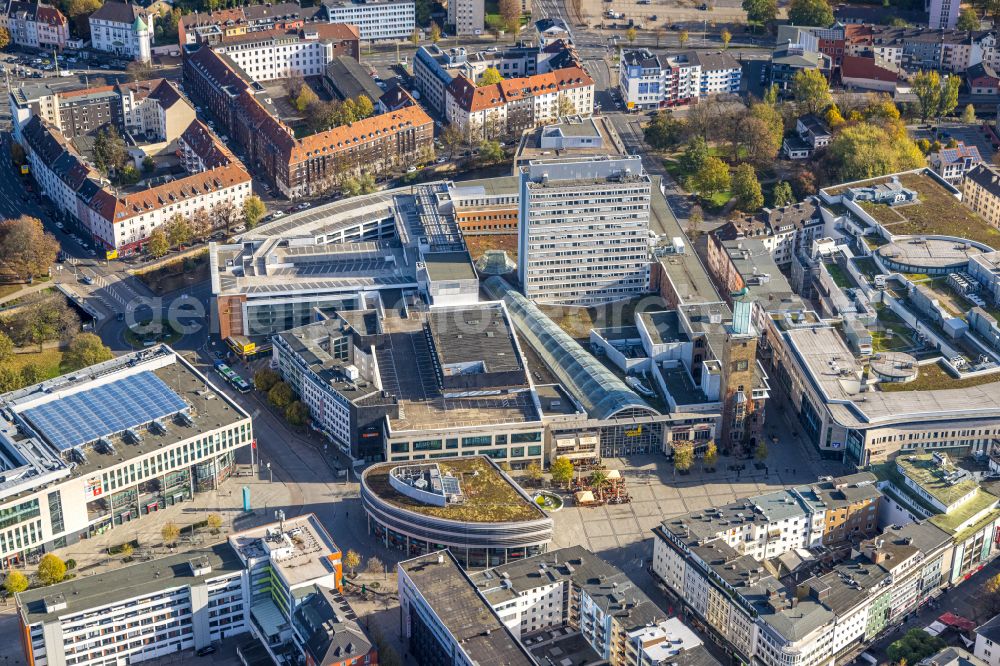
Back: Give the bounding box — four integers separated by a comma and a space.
626, 26, 637, 44
478, 139, 504, 164
721, 28, 731, 48
345, 549, 362, 576
526, 462, 543, 484
268, 381, 294, 410
146, 228, 169, 258
745, 102, 784, 165
125, 59, 155, 82
673, 443, 694, 472
962, 103, 977, 123
410, 28, 420, 46
478, 67, 504, 86
0, 216, 59, 281
441, 124, 465, 156
294, 83, 319, 112
692, 156, 730, 199
755, 440, 769, 461
161, 522, 180, 545
164, 214, 193, 247
791, 69, 832, 115
732, 164, 764, 211
912, 70, 960, 120
680, 135, 709, 173
37, 554, 66, 586
827, 122, 924, 181
207, 514, 224, 532
773, 180, 794, 207
366, 556, 385, 576
550, 456, 575, 488
355, 95, 375, 119
644, 112, 685, 150
285, 401, 309, 426
703, 441, 718, 469
4, 570, 28, 595
429, 21, 441, 43
678, 29, 689, 48
985, 572, 1000, 610
0, 27, 11, 50
957, 7, 980, 30
742, 0, 777, 27
243, 195, 266, 229
93, 126, 128, 175
64, 333, 113, 370
0, 332, 12, 363
254, 369, 280, 392
500, 0, 521, 36
788, 0, 833, 26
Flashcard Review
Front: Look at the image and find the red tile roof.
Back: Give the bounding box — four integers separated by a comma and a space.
448, 67, 593, 112
292, 104, 432, 163
841, 55, 902, 83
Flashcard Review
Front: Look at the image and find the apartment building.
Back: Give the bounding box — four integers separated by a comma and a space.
714, 199, 825, 267
11, 78, 188, 140
209, 24, 361, 82
15, 80, 251, 254
768, 44, 830, 93
178, 2, 323, 45
414, 42, 582, 115
445, 67, 594, 141
517, 155, 650, 306
17, 515, 374, 666
963, 163, 1000, 229
929, 0, 961, 29
619, 49, 742, 111
650, 466, 991, 666
929, 141, 983, 183
183, 43, 432, 198
401, 547, 716, 666
87, 0, 153, 62
398, 551, 537, 666
321, 0, 414, 40
448, 0, 483, 36
0, 346, 252, 569
0, 1, 68, 50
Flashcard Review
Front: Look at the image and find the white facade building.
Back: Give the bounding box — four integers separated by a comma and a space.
212, 30, 340, 82
0, 346, 253, 569
448, 0, 484, 36
87, 1, 152, 62
517, 155, 651, 305
928, 0, 960, 29
322, 0, 414, 40
619, 49, 741, 110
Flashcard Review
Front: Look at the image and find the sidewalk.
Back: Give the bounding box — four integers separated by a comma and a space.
0, 280, 51, 307
37, 470, 295, 577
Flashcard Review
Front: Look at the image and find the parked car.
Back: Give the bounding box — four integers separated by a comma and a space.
196, 646, 217, 657
81, 275, 94, 285
231, 224, 247, 233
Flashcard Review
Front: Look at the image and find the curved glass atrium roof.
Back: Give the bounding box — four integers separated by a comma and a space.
483, 276, 659, 421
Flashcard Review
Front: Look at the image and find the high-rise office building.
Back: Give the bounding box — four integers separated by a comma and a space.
517, 156, 651, 305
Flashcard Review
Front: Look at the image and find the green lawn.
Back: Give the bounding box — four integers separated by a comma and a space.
825, 262, 855, 289
853, 257, 881, 282
880, 360, 1000, 392
6, 349, 65, 380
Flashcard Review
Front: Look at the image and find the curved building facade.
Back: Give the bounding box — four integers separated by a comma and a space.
360, 456, 553, 569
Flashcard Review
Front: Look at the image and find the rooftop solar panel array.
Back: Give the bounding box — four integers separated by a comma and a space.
22, 371, 189, 452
